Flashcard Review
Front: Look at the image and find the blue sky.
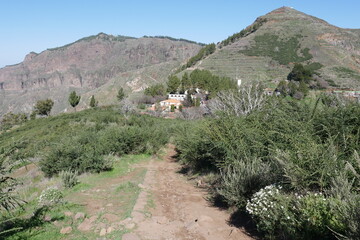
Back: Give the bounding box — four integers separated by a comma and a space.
0, 0, 359, 68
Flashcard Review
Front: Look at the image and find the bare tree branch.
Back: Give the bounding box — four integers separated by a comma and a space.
208, 83, 266, 117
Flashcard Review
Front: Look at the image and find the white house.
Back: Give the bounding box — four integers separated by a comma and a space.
168, 93, 187, 101
159, 99, 182, 111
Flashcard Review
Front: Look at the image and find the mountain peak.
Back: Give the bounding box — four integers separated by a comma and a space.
268, 6, 305, 15
264, 6, 329, 25
195, 7, 360, 90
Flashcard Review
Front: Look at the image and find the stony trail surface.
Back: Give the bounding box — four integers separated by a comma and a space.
124, 145, 254, 240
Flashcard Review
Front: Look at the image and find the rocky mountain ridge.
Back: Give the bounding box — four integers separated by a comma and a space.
0, 34, 202, 116
2, 7, 360, 117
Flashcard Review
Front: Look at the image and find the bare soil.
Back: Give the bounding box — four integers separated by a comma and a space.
128, 145, 254, 240
11, 146, 255, 239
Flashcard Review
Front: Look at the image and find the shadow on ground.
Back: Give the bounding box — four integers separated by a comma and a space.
228, 209, 262, 239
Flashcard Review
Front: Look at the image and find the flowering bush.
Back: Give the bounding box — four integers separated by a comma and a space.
38, 187, 63, 207
246, 185, 298, 238
246, 185, 345, 240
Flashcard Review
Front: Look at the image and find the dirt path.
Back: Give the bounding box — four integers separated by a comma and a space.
125, 145, 254, 240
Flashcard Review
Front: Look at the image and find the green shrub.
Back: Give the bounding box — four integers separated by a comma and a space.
175, 123, 224, 172
272, 141, 343, 191
246, 185, 297, 239
60, 170, 79, 188
176, 97, 360, 239
99, 125, 168, 156
34, 99, 54, 116
137, 103, 146, 110
313, 103, 360, 158
217, 157, 273, 208
340, 195, 360, 240
0, 112, 28, 131
40, 133, 110, 177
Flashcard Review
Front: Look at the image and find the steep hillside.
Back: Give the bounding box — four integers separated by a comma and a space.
0, 33, 202, 116
188, 7, 360, 88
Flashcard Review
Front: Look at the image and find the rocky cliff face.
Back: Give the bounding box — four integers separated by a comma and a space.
0, 34, 202, 116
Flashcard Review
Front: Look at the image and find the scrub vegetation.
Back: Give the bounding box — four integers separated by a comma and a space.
176, 89, 360, 240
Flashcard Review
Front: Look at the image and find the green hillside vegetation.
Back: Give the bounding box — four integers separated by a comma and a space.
240, 34, 312, 65
2, 92, 360, 239
144, 69, 236, 99
333, 67, 360, 81
144, 83, 167, 97
275, 63, 326, 99
177, 43, 216, 72
0, 107, 190, 238
189, 7, 360, 88
176, 93, 360, 239
0, 112, 28, 131
0, 107, 181, 176
3, 6, 360, 239
188, 69, 237, 98
220, 17, 267, 47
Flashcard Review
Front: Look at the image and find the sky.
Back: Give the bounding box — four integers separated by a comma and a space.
0, 0, 359, 68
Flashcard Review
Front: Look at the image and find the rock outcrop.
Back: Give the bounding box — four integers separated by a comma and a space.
0, 33, 202, 116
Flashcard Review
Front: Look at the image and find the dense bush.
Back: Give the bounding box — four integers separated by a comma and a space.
40, 132, 109, 177
218, 157, 274, 208
0, 112, 28, 131
175, 123, 224, 172
0, 108, 176, 177
144, 83, 166, 97
176, 95, 360, 239
188, 69, 236, 98
40, 115, 170, 177
34, 99, 54, 116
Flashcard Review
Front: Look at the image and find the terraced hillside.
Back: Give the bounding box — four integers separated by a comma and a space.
0, 34, 202, 116
189, 7, 360, 88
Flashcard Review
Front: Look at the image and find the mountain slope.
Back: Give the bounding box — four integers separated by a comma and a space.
189, 7, 360, 88
0, 33, 202, 116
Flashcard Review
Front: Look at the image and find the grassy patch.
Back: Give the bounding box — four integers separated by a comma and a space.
4, 203, 83, 240
119, 169, 147, 219
5, 154, 150, 239
333, 66, 360, 81
240, 34, 312, 65
305, 62, 323, 72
